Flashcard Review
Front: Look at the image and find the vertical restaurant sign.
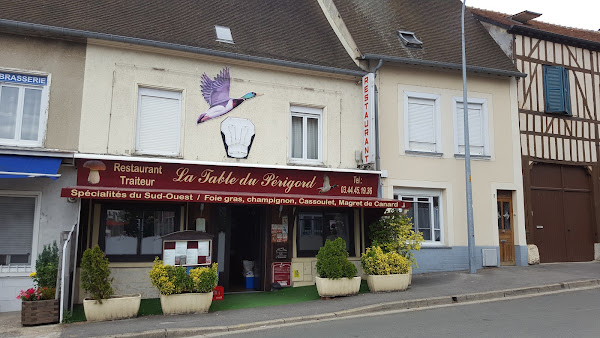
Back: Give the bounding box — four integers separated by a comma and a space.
362, 73, 375, 164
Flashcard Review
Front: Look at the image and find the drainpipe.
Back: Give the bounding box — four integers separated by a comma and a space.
372, 59, 383, 197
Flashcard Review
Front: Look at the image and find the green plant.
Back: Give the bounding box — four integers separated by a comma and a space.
62, 310, 74, 323
315, 237, 357, 279
33, 241, 59, 289
189, 264, 219, 293
149, 258, 176, 295
149, 257, 219, 295
361, 246, 410, 275
369, 210, 424, 267
80, 246, 114, 303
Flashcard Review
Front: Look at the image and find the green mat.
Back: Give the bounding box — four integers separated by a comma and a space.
64, 281, 369, 323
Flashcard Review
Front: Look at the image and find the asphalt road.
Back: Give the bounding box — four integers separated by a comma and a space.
217, 288, 600, 338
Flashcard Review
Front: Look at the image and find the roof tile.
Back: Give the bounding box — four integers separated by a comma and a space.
0, 0, 361, 72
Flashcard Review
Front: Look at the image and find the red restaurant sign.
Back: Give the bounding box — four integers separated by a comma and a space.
61, 159, 409, 209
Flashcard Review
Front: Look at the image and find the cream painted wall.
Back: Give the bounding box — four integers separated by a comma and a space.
0, 34, 85, 150
378, 66, 525, 248
78, 42, 363, 169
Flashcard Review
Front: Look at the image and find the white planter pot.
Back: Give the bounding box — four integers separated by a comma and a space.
315, 276, 361, 298
367, 274, 409, 292
409, 267, 412, 286
83, 294, 141, 322
160, 292, 213, 315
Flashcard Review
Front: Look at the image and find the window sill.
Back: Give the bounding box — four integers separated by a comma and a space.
0, 141, 44, 148
287, 160, 325, 167
454, 154, 491, 160
133, 152, 183, 159
405, 150, 443, 157
544, 111, 571, 116
420, 244, 451, 249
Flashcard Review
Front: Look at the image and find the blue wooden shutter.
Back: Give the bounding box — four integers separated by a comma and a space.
543, 65, 571, 115
562, 67, 571, 115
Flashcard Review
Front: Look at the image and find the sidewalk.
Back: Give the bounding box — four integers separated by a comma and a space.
2, 262, 599, 338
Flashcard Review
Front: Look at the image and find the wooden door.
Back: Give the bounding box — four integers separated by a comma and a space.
497, 191, 515, 265
530, 163, 594, 262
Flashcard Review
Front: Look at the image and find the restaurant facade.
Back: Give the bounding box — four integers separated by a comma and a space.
64, 156, 400, 298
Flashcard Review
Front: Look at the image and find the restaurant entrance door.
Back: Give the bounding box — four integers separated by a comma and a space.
225, 205, 265, 292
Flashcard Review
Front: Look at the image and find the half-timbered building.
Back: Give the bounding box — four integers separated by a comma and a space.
471, 8, 600, 262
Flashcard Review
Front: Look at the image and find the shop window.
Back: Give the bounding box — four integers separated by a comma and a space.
99, 203, 179, 261
290, 106, 322, 164
296, 209, 354, 257
395, 189, 443, 244
136, 87, 182, 156
0, 194, 37, 271
0, 72, 49, 147
453, 98, 489, 156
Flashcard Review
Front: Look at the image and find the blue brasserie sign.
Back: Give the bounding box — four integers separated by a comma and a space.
0, 71, 47, 86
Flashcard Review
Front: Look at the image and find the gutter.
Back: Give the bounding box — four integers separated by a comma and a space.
0, 19, 367, 77
362, 54, 526, 78
371, 60, 383, 197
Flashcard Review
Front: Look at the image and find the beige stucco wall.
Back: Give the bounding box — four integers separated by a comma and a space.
0, 34, 85, 151
78, 41, 363, 168
378, 66, 526, 248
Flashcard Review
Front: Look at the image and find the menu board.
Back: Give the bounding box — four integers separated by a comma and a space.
163, 239, 212, 266
272, 262, 291, 287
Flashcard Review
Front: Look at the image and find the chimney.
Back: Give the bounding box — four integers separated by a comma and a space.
510, 10, 542, 24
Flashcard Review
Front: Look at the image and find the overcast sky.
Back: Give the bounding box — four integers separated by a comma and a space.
468, 0, 600, 31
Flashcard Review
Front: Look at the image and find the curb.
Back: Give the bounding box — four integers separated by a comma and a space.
98, 279, 600, 337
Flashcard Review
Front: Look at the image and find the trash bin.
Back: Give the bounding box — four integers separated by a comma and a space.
245, 275, 255, 289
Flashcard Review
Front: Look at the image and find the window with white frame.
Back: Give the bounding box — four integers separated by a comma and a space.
290, 106, 322, 163
454, 98, 489, 156
395, 189, 443, 244
404, 92, 441, 153
0, 71, 49, 147
136, 88, 182, 156
0, 195, 38, 270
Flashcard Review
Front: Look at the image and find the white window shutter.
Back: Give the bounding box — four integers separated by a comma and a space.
407, 97, 436, 152
137, 89, 181, 156
456, 102, 484, 155
0, 196, 35, 256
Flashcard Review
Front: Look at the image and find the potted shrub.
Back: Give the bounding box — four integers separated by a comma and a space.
369, 210, 424, 284
80, 246, 141, 321
315, 237, 361, 298
149, 258, 219, 315
361, 246, 411, 292
18, 242, 59, 326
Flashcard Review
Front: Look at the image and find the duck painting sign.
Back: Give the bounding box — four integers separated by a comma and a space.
362, 73, 375, 164
197, 67, 262, 124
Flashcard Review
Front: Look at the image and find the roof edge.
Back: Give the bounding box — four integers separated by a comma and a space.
0, 19, 367, 77
361, 54, 526, 78
470, 12, 513, 30
507, 25, 600, 51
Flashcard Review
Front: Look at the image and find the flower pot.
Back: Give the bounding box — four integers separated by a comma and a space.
366, 274, 409, 292
160, 292, 213, 315
83, 294, 141, 322
21, 299, 59, 326
315, 276, 361, 298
